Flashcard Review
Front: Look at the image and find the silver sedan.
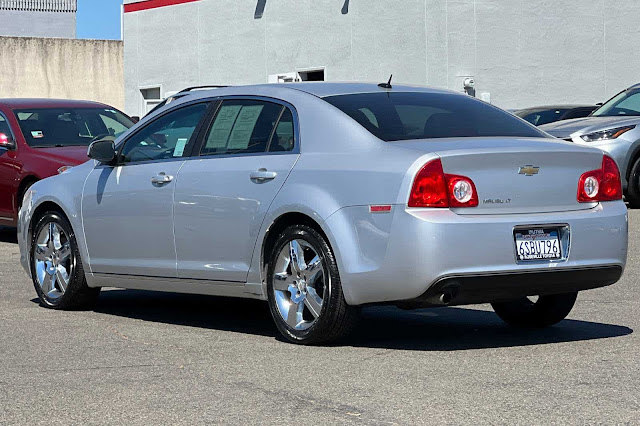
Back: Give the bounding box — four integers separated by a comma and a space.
18, 83, 628, 344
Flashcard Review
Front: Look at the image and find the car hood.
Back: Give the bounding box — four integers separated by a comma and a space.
540, 116, 640, 138
31, 145, 90, 165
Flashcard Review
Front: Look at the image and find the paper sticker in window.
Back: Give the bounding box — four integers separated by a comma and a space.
173, 138, 188, 157
31, 131, 44, 139
207, 105, 242, 150
227, 105, 263, 150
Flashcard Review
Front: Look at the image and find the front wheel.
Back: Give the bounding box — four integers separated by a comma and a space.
266, 224, 359, 344
491, 292, 578, 328
30, 211, 100, 310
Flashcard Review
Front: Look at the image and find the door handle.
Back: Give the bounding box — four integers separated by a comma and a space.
151, 172, 174, 185
250, 168, 277, 183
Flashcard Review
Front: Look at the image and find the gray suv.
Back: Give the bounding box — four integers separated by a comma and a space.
541, 83, 640, 206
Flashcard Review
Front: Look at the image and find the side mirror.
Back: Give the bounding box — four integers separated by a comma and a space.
130, 116, 140, 124
0, 132, 16, 150
88, 138, 116, 164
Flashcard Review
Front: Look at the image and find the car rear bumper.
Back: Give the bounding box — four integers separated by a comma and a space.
401, 265, 622, 307
325, 201, 628, 305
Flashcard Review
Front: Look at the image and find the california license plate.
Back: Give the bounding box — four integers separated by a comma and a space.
514, 228, 561, 261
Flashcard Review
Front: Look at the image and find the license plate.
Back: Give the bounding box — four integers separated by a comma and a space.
514, 228, 561, 261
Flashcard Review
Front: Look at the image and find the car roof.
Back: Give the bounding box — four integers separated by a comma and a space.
187, 82, 455, 100
0, 98, 109, 109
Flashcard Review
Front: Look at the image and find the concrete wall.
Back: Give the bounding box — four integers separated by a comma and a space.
0, 10, 76, 38
123, 0, 640, 117
0, 37, 124, 110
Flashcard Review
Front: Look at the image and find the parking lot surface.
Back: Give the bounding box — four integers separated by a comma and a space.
1, 212, 638, 425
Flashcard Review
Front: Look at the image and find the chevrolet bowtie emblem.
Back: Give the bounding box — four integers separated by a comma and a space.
518, 165, 540, 176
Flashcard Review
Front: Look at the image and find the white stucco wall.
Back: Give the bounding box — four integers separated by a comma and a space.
123, 0, 640, 117
0, 37, 124, 110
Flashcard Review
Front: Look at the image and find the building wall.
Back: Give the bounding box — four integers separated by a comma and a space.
123, 0, 640, 117
0, 37, 124, 110
0, 0, 77, 38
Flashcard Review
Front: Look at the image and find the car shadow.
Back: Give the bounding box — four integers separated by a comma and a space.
86, 289, 632, 351
0, 227, 17, 244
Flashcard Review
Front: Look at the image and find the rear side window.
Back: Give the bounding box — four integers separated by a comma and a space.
324, 92, 546, 141
201, 100, 285, 156
269, 108, 295, 152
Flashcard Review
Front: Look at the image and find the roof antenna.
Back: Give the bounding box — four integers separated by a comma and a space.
378, 74, 393, 89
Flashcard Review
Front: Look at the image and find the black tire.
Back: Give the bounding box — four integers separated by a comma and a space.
30, 211, 100, 310
266, 224, 359, 344
626, 156, 640, 208
491, 292, 578, 328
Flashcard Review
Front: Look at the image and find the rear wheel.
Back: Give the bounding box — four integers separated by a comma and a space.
30, 211, 100, 310
491, 292, 577, 327
266, 224, 359, 344
626, 156, 640, 208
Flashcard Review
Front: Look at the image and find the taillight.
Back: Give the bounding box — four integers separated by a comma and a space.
577, 155, 622, 203
408, 159, 478, 208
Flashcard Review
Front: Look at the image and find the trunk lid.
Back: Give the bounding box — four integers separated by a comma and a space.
395, 137, 604, 214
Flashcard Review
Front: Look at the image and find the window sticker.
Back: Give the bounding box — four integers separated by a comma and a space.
31, 130, 44, 139
227, 105, 263, 150
207, 105, 242, 150
173, 138, 188, 157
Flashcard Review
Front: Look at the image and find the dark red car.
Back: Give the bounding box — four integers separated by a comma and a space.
0, 99, 134, 226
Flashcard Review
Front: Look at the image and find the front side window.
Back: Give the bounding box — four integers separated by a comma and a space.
592, 89, 640, 117
120, 103, 208, 164
324, 92, 546, 141
15, 108, 134, 148
201, 100, 285, 156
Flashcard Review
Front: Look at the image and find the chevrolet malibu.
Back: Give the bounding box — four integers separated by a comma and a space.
18, 83, 628, 344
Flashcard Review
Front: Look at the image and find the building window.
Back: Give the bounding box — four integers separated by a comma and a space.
140, 86, 162, 116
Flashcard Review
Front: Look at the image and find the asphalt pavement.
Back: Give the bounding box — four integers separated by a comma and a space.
0, 212, 638, 424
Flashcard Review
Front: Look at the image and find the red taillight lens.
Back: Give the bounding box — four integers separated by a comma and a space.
408, 159, 448, 207
577, 155, 622, 203
600, 155, 622, 201
408, 159, 478, 208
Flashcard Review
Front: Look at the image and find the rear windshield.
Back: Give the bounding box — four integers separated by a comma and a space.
323, 92, 546, 141
15, 107, 134, 148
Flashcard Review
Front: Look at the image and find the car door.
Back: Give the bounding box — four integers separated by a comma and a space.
82, 101, 210, 277
0, 111, 20, 222
174, 98, 300, 282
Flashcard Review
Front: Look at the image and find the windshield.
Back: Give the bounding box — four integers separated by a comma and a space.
592, 89, 640, 117
324, 92, 546, 141
15, 107, 134, 148
515, 108, 571, 126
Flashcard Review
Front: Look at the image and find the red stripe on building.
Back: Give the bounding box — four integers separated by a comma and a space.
124, 0, 200, 13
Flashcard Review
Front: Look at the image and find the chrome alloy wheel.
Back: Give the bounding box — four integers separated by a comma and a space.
272, 239, 328, 330
33, 222, 73, 301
